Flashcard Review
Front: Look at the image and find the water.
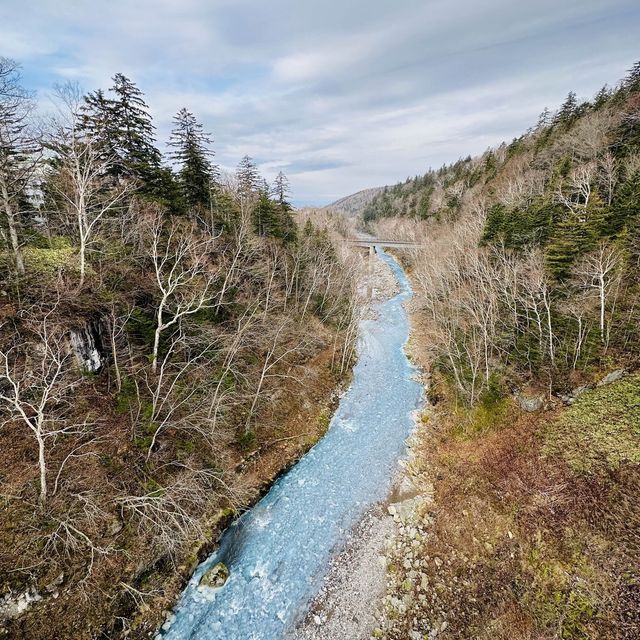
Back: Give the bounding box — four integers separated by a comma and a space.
159, 249, 423, 640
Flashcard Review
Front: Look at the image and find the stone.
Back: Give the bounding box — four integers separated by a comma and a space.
516, 392, 543, 412
199, 562, 229, 589
597, 369, 626, 387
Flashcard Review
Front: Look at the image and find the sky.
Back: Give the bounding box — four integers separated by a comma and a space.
1, 1, 639, 206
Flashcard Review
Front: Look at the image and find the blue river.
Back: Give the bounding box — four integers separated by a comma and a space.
158, 249, 423, 640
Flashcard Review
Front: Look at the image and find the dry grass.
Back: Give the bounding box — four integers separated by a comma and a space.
381, 316, 639, 639
0, 331, 345, 640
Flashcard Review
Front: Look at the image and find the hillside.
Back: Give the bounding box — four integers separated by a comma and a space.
325, 187, 383, 217
0, 63, 362, 639
355, 63, 640, 639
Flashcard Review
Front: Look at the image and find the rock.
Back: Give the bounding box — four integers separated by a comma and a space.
597, 369, 626, 387
388, 496, 428, 524
558, 385, 589, 405
199, 562, 229, 589
571, 385, 589, 398
516, 392, 544, 412
393, 476, 419, 502
68, 318, 108, 373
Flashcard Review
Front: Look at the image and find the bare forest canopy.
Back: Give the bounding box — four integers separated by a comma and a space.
0, 58, 364, 639
346, 61, 640, 405
361, 61, 640, 640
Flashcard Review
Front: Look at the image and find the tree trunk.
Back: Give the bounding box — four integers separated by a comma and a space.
37, 434, 47, 509
1, 179, 25, 275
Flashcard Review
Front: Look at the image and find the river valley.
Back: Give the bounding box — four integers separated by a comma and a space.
158, 250, 424, 640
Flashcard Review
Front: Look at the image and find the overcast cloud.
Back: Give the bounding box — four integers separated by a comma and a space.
2, 0, 639, 205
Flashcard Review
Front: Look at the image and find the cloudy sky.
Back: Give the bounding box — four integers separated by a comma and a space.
2, 1, 639, 205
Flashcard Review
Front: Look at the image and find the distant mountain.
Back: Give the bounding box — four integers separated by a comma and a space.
325, 187, 384, 217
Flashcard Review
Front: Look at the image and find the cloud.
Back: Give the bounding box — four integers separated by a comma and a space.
2, 0, 639, 205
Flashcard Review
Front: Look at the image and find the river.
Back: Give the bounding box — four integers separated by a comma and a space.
158, 249, 423, 640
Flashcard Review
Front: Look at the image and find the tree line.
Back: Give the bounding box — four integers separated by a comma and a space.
0, 58, 362, 639
367, 61, 640, 405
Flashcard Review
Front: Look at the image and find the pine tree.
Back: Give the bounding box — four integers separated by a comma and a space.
536, 107, 552, 129
252, 191, 279, 237
271, 171, 291, 209
0, 57, 39, 275
80, 89, 117, 160
623, 61, 640, 93
236, 155, 261, 200
593, 85, 612, 109
555, 91, 578, 128
109, 73, 161, 182
610, 169, 640, 236
168, 108, 215, 211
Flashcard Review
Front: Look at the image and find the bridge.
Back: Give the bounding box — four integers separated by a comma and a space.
347, 239, 421, 254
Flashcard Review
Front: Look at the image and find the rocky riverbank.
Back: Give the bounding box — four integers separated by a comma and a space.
293, 252, 431, 640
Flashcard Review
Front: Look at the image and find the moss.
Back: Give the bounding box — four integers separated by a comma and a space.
452, 396, 512, 439
22, 238, 80, 275
317, 409, 331, 432
543, 374, 640, 474
523, 535, 599, 638
238, 429, 257, 450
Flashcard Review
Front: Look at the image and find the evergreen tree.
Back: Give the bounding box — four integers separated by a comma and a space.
168, 108, 215, 211
79, 89, 117, 161
555, 91, 578, 128
236, 155, 261, 200
623, 61, 640, 93
109, 73, 161, 182
252, 191, 279, 237
546, 193, 607, 279
0, 57, 39, 275
271, 171, 291, 209
610, 169, 640, 236
593, 85, 612, 109
536, 107, 552, 129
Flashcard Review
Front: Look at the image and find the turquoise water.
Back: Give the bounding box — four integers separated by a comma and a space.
159, 249, 423, 640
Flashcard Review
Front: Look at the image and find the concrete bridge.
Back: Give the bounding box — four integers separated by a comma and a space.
348, 239, 421, 254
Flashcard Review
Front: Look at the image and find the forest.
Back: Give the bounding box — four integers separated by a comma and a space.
0, 58, 361, 638
364, 63, 640, 403
360, 63, 640, 639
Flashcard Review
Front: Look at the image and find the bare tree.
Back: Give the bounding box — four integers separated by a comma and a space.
117, 466, 237, 556
556, 162, 596, 219
573, 241, 622, 346
47, 83, 132, 288
148, 215, 219, 374
245, 317, 308, 434
0, 57, 41, 275
0, 307, 92, 508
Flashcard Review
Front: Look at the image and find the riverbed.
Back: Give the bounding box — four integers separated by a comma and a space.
158, 249, 423, 640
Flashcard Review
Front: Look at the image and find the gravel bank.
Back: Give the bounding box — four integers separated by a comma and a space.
294, 250, 429, 640
291, 505, 395, 640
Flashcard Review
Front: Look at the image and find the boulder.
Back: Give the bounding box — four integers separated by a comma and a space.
516, 393, 544, 412
199, 562, 229, 589
597, 369, 626, 387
